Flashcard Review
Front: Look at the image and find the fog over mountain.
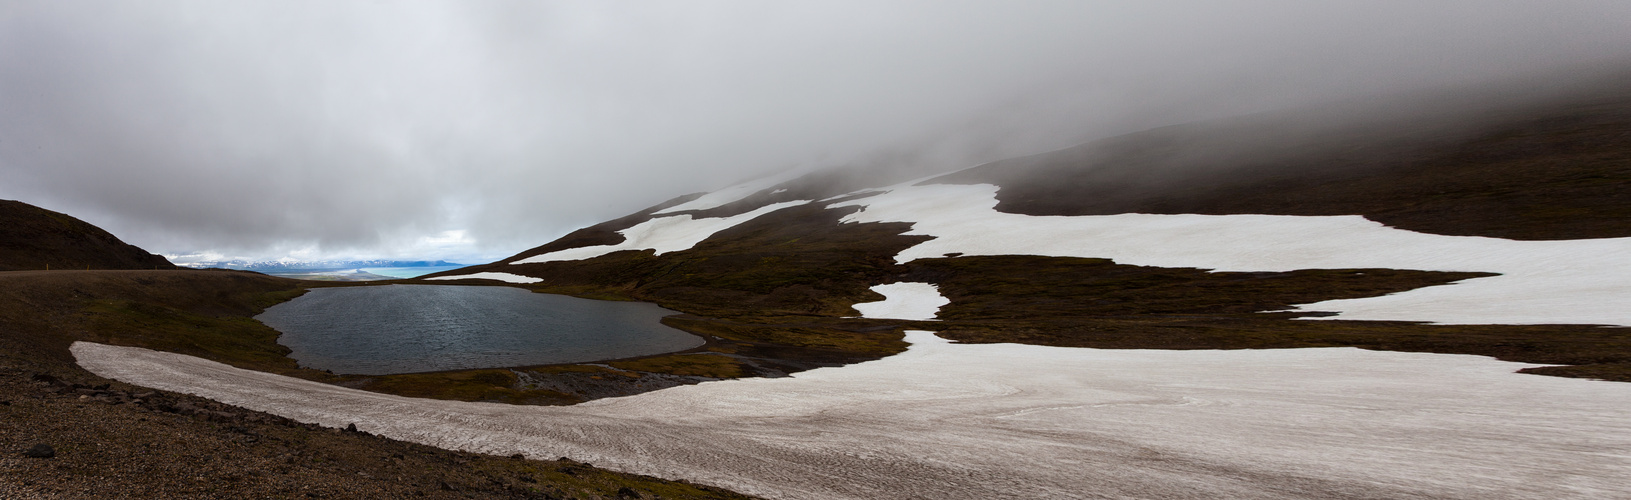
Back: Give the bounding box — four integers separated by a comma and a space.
3, 1, 1630, 263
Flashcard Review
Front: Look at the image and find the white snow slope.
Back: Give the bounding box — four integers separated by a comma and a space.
75, 336, 1631, 500
424, 272, 543, 284
654, 168, 812, 214
851, 282, 948, 320
831, 183, 1631, 326
512, 200, 809, 264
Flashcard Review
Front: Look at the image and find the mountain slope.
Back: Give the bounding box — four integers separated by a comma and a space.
428, 77, 1631, 383
0, 200, 175, 271
934, 84, 1631, 240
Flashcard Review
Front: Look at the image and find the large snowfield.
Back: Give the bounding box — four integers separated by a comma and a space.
833, 183, 1631, 326
76, 336, 1631, 499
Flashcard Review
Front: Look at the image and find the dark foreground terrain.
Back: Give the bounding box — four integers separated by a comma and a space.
0, 270, 755, 499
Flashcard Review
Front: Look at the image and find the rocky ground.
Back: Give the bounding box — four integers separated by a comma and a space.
0, 367, 754, 499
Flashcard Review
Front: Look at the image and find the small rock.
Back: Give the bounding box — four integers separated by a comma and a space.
23, 444, 55, 458
345, 423, 358, 433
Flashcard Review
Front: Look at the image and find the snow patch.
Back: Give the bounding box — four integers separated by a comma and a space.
851, 282, 949, 320
655, 168, 811, 214
424, 272, 542, 284
74, 339, 1631, 499
829, 183, 1631, 327
513, 201, 810, 265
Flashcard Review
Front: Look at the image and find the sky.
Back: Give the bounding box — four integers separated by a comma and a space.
4, 1, 1631, 265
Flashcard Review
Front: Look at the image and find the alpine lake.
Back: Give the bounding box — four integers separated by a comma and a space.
256, 284, 704, 375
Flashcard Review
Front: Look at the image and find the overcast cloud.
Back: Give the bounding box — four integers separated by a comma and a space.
3, 1, 1630, 264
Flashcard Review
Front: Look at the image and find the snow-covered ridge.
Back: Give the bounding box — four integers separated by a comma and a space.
851, 282, 949, 321
830, 183, 1631, 326
654, 168, 812, 214
513, 200, 810, 265
74, 338, 1631, 499
424, 272, 543, 284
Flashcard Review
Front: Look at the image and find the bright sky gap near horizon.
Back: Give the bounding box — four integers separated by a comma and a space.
4, 2, 1631, 264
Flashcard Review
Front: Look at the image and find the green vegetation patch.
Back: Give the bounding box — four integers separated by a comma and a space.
85, 298, 301, 373
339, 369, 579, 406
907, 255, 1496, 318
608, 353, 748, 379
663, 315, 907, 355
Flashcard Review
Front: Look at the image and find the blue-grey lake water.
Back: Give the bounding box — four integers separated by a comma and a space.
255, 284, 704, 375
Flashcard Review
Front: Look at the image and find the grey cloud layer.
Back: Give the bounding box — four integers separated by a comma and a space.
4, 1, 1630, 262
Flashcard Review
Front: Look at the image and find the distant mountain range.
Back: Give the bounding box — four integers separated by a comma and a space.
179, 259, 463, 271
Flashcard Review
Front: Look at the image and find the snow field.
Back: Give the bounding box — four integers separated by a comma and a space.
653, 168, 812, 214
830, 183, 1631, 326
850, 282, 949, 320
423, 272, 543, 284
512, 200, 809, 264
75, 337, 1631, 499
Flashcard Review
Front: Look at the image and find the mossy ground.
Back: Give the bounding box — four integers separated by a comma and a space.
608, 354, 746, 379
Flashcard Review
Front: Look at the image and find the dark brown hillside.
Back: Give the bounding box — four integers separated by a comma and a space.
936, 84, 1631, 240
0, 200, 175, 271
